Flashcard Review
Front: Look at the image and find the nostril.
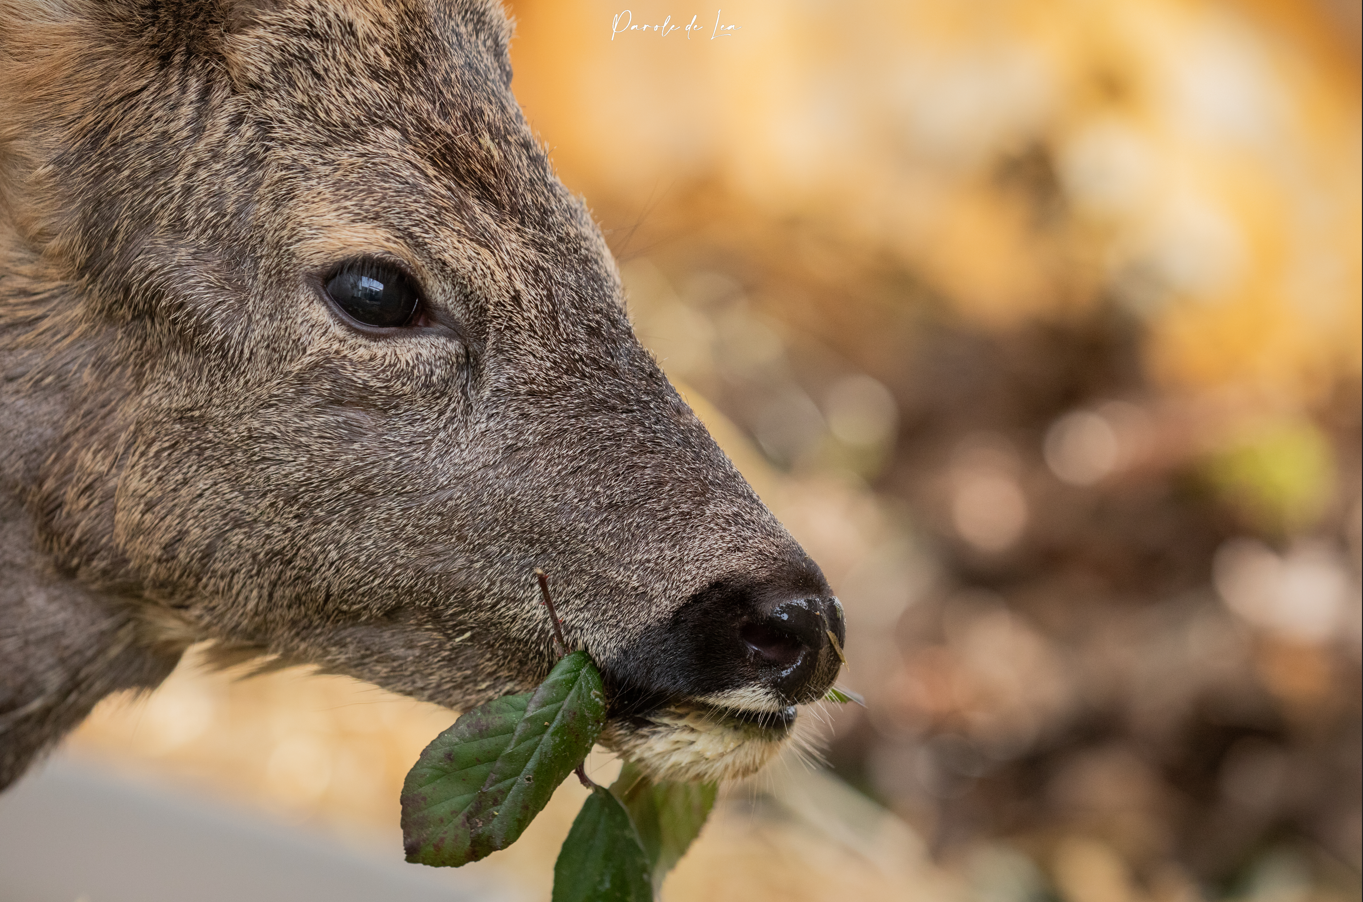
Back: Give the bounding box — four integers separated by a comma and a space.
740, 620, 806, 668
741, 597, 828, 674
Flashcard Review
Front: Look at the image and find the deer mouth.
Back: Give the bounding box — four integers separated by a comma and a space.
590, 581, 842, 783
711, 702, 798, 731
597, 695, 799, 784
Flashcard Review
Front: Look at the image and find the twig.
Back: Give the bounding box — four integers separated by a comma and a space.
825, 629, 847, 667
535, 569, 569, 657
816, 607, 848, 668
538, 571, 587, 789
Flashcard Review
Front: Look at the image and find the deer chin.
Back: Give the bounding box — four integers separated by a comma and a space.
598, 701, 797, 784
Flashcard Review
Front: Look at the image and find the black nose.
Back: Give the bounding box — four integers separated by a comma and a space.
740, 595, 845, 704
600, 568, 845, 715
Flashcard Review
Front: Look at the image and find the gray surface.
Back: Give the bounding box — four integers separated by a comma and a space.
0, 756, 517, 902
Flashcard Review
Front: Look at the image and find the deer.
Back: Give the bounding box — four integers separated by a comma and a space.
0, 0, 845, 793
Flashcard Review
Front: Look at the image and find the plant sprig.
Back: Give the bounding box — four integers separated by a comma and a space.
400, 572, 856, 898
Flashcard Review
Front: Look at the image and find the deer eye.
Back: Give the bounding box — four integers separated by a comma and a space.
324, 260, 422, 328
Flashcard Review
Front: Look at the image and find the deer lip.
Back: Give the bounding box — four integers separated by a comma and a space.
615, 699, 797, 738
704, 702, 797, 733
603, 679, 797, 737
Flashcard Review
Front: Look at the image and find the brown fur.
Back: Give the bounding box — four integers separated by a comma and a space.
0, 0, 838, 790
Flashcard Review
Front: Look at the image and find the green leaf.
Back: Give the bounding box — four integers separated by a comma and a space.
611, 762, 717, 891
402, 650, 607, 867
823, 686, 866, 706
552, 785, 653, 902
401, 693, 529, 863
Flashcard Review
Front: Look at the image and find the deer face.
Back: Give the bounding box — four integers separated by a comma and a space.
7, 0, 843, 782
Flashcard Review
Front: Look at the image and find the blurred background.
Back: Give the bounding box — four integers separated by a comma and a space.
57, 1, 1360, 900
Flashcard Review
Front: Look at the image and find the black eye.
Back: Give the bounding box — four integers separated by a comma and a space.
325, 260, 422, 328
